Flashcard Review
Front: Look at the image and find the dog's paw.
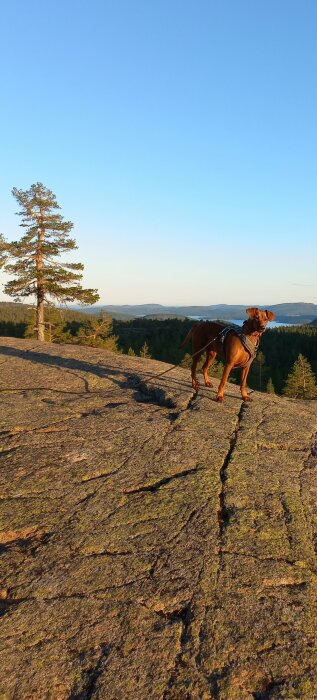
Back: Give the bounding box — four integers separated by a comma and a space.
216, 395, 224, 403
243, 395, 253, 402
205, 381, 213, 388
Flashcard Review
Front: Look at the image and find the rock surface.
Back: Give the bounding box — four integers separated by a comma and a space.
0, 337, 316, 700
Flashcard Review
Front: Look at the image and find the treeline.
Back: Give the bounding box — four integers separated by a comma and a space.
113, 317, 193, 363
0, 303, 102, 341
0, 307, 317, 396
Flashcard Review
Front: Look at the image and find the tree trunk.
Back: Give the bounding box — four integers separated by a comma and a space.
36, 212, 45, 342
37, 287, 45, 341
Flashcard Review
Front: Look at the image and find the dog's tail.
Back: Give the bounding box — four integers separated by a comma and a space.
179, 325, 195, 349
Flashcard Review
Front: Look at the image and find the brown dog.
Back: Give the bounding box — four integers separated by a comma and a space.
180, 308, 275, 402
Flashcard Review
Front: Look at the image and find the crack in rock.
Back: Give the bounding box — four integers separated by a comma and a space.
253, 678, 286, 699
0, 597, 22, 618
67, 644, 112, 699
124, 465, 204, 494
0, 529, 52, 554
280, 495, 294, 551
131, 377, 178, 408
208, 664, 233, 698
161, 603, 193, 698
84, 549, 134, 558
217, 403, 247, 539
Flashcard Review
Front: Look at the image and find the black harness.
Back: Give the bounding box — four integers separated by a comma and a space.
218, 324, 259, 369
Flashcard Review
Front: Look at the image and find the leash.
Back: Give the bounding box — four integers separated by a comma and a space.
144, 333, 222, 383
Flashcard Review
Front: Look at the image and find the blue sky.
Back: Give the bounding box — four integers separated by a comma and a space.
0, 0, 316, 305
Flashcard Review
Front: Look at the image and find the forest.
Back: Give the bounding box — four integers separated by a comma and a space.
0, 302, 316, 396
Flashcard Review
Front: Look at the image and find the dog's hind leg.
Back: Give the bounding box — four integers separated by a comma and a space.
202, 350, 217, 387
191, 354, 201, 390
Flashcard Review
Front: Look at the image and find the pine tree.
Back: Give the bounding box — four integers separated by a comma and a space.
283, 354, 317, 399
0, 235, 7, 267
0, 183, 99, 340
266, 377, 275, 394
74, 313, 118, 350
140, 341, 151, 358
127, 347, 136, 356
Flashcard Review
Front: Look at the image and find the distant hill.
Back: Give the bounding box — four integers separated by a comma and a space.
2, 300, 317, 326
143, 313, 187, 320
72, 302, 317, 324
264, 302, 317, 323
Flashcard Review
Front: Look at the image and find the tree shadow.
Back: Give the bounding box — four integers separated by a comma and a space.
0, 345, 132, 390
0, 344, 245, 403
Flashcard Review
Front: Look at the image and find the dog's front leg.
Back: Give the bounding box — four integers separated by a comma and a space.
202, 350, 217, 387
240, 367, 252, 401
216, 363, 233, 402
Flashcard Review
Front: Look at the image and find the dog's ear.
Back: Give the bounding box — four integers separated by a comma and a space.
246, 307, 259, 318
265, 310, 275, 321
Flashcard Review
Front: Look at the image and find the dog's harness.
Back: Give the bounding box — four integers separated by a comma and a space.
218, 323, 259, 369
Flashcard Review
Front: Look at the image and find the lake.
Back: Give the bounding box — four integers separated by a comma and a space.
188, 317, 292, 328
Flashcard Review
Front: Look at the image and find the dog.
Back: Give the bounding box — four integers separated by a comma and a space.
180, 308, 275, 402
